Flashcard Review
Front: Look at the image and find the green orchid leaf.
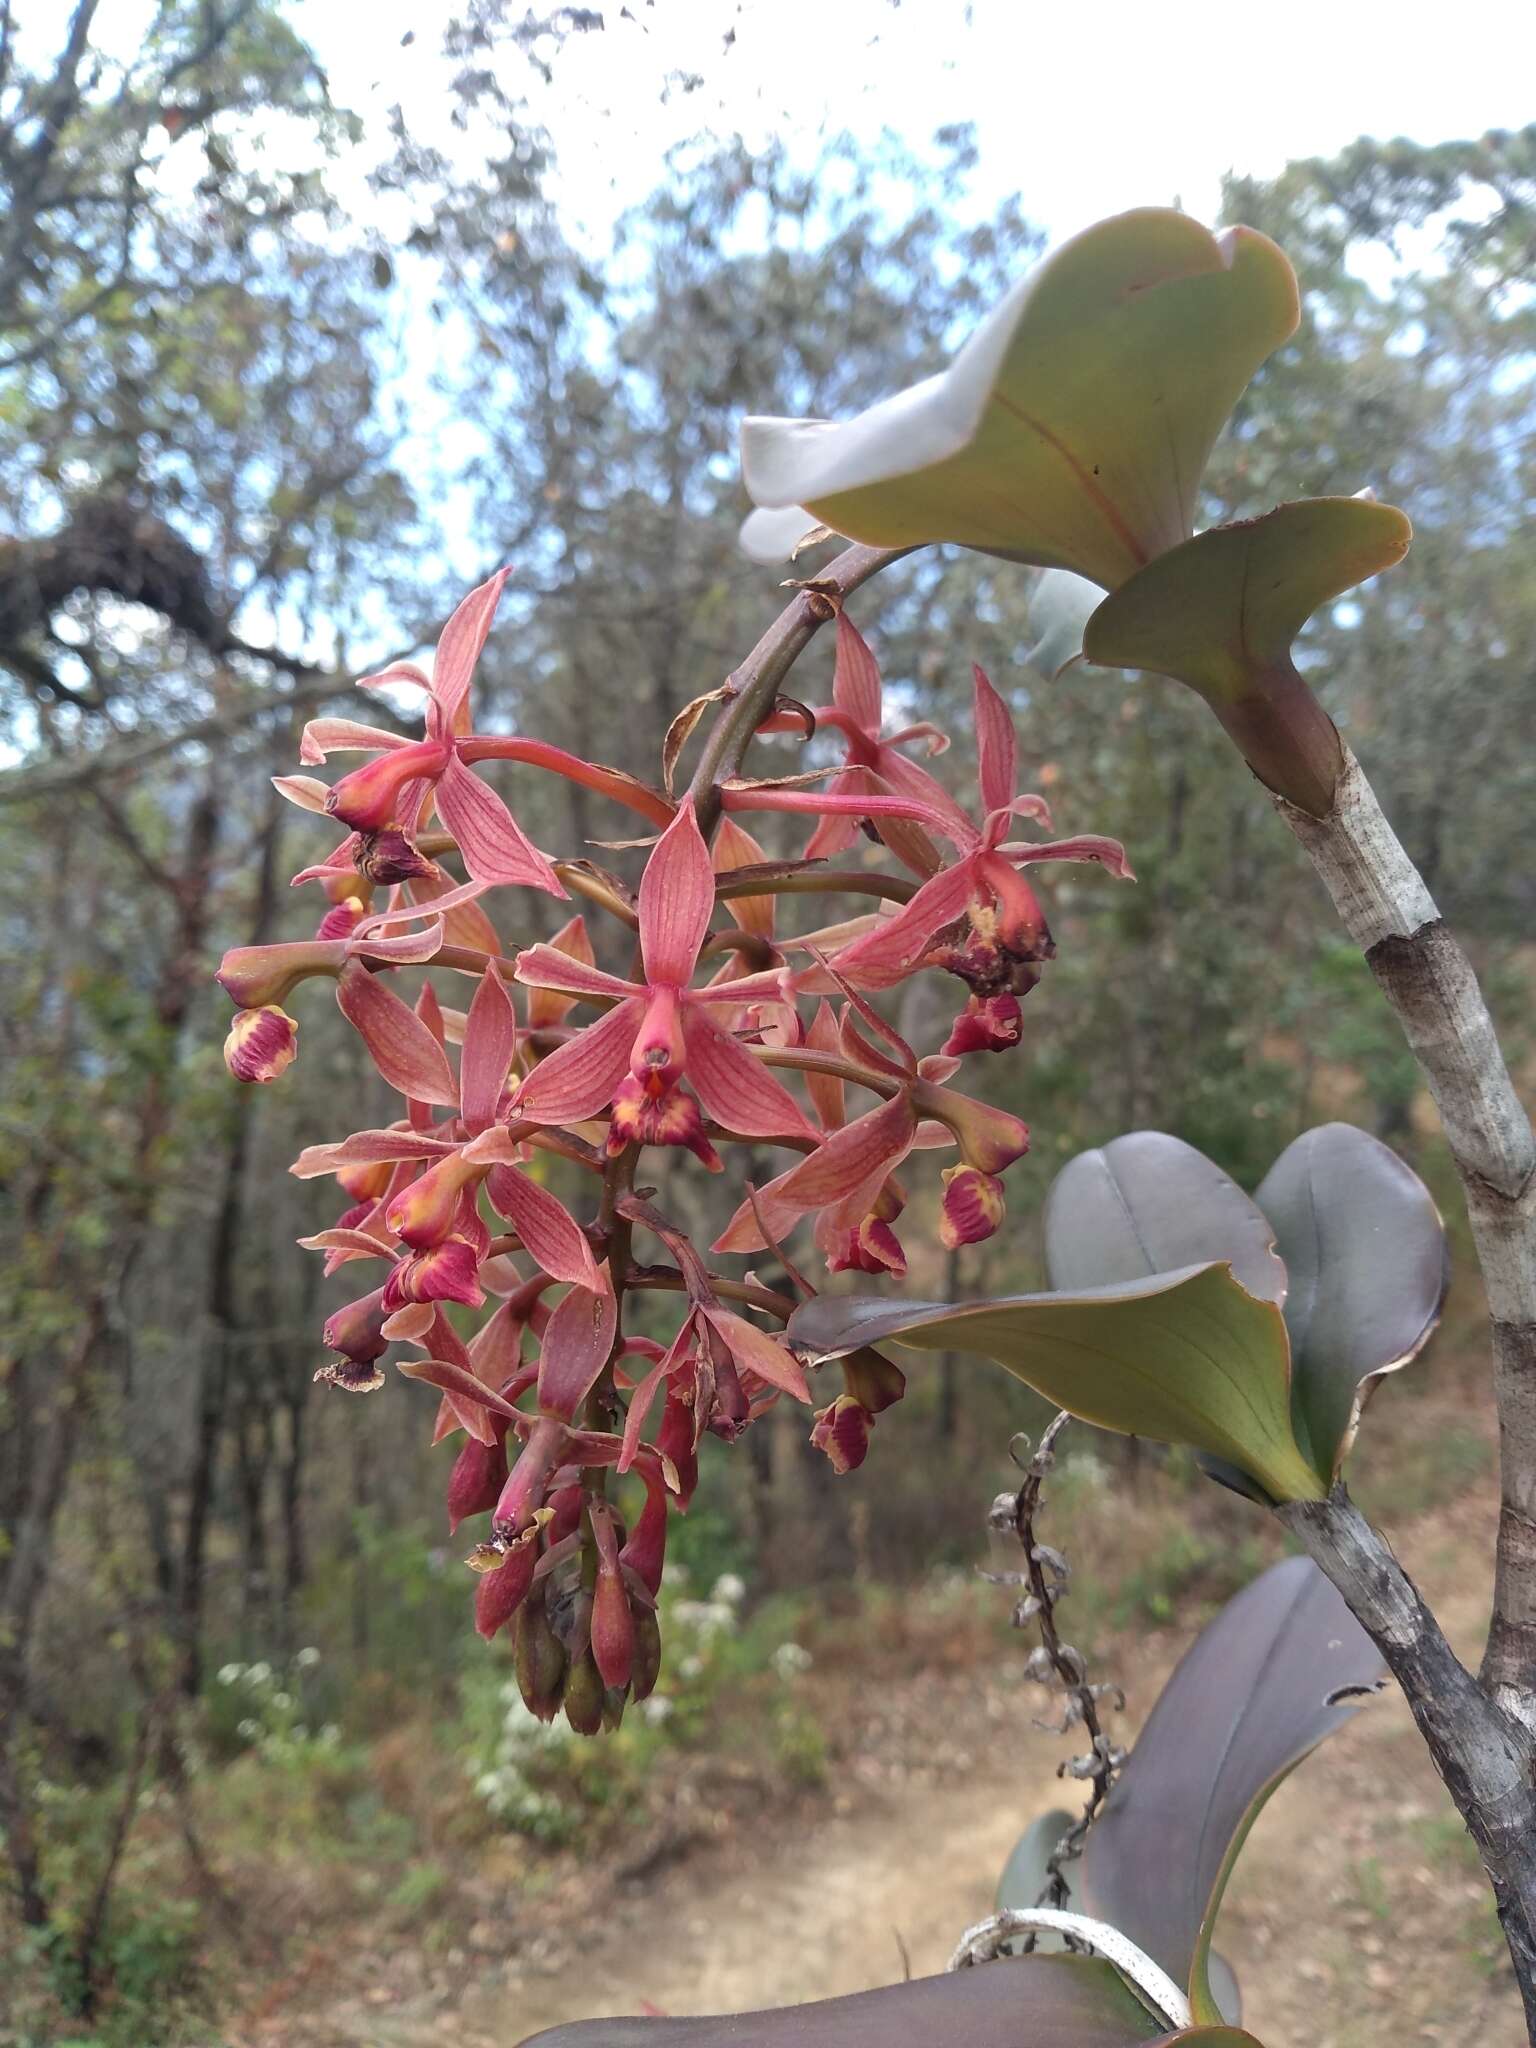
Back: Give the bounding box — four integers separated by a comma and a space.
1079, 1557, 1383, 2021
1027, 568, 1113, 681
1080, 498, 1411, 813
1081, 498, 1411, 704
1255, 1122, 1447, 1483
786, 1267, 1326, 1504
517, 1953, 1172, 2046
1043, 1131, 1294, 1498
741, 209, 1298, 587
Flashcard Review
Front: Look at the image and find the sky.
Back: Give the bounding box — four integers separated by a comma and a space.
306, 0, 1536, 248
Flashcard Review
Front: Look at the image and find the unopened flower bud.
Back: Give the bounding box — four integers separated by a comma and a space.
223, 1005, 299, 1084
940, 1164, 1007, 1249
446, 1432, 509, 1534
810, 1395, 875, 1474
515, 1588, 568, 1722
472, 1534, 537, 1641
589, 1508, 634, 1691
629, 1606, 663, 1704
562, 1649, 605, 1737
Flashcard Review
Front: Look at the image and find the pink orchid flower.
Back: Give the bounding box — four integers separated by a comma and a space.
510, 800, 816, 1156
297, 571, 566, 895
825, 664, 1134, 994
799, 613, 972, 859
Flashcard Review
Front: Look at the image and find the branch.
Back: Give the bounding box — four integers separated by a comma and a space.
1275, 747, 1536, 1724
686, 544, 912, 833
1279, 1488, 1536, 2033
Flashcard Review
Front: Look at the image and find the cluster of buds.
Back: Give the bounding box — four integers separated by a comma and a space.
216, 572, 1131, 1731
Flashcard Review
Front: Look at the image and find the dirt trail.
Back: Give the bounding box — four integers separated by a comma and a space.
257, 1565, 1525, 2048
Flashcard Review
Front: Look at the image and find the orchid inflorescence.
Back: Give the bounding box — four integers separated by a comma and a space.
216, 568, 1131, 1733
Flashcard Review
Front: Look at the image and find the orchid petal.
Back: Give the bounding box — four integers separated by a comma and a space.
721, 781, 966, 845
272, 773, 332, 813
681, 1009, 816, 1140
828, 861, 977, 989
513, 998, 640, 1123
512, 943, 637, 1005
406, 869, 502, 956
711, 816, 776, 940
637, 799, 716, 988
397, 1357, 520, 1441
300, 718, 414, 764
431, 568, 508, 728
801, 767, 866, 861
525, 915, 595, 1028
433, 752, 564, 894
356, 659, 433, 696
484, 1167, 602, 1291
1002, 834, 1136, 880
832, 612, 883, 735
973, 665, 1018, 817
771, 1092, 918, 1211
355, 881, 486, 934
702, 1307, 811, 1403
336, 962, 459, 1108
460, 965, 519, 1133
349, 919, 446, 965
804, 1000, 845, 1130
289, 1129, 458, 1178
536, 1281, 619, 1424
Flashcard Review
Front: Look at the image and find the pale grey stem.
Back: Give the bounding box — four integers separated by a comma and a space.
947, 1907, 1191, 2028
1276, 746, 1536, 1727
1280, 1489, 1536, 2037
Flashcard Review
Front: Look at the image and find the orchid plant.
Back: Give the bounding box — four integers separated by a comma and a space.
218, 203, 1536, 2042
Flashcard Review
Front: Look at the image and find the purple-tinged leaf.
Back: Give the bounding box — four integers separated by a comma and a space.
1254, 1123, 1446, 1482
1079, 1556, 1383, 2019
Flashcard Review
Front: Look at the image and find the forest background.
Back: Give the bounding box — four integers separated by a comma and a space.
3, 3, 1535, 2041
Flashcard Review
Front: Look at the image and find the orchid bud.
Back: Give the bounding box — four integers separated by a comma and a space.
446, 1432, 509, 1533
911, 1078, 1030, 1175
223, 1005, 299, 1085
589, 1509, 634, 1692
473, 1534, 537, 1641
562, 1649, 605, 1736
217, 939, 346, 1008
618, 1482, 667, 1599
515, 1586, 568, 1721
324, 739, 450, 833
810, 1395, 876, 1474
629, 1605, 662, 1704
940, 1164, 1007, 1249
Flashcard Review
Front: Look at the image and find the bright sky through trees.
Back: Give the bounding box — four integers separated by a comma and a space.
308, 0, 1536, 246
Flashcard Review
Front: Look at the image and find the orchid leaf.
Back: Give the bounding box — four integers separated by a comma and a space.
995, 1810, 1242, 2024
1078, 1557, 1383, 2021
1254, 1122, 1447, 1482
786, 1267, 1326, 1504
741, 209, 1298, 586
1044, 1132, 1286, 1309
1080, 498, 1411, 706
517, 1954, 1175, 2046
